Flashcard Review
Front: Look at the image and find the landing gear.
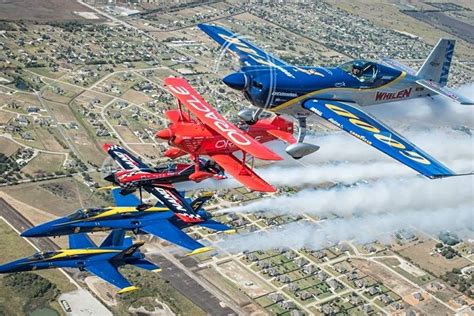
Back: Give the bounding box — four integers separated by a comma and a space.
136, 187, 152, 211
285, 114, 320, 159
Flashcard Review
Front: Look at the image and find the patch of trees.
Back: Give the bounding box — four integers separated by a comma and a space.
3, 272, 59, 312
441, 268, 473, 297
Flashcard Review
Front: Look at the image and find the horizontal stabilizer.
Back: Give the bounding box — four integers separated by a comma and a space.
198, 219, 233, 232
131, 259, 161, 272
112, 188, 141, 207
140, 221, 207, 252
69, 233, 96, 249
211, 154, 276, 192
86, 261, 133, 292
416, 79, 474, 105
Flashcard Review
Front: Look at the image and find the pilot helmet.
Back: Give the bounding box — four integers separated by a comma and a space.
352, 60, 365, 70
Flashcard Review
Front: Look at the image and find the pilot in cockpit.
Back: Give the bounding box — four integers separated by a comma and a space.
351, 61, 364, 78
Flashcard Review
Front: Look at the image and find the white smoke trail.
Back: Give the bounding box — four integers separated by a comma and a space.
216, 205, 474, 253
223, 175, 474, 216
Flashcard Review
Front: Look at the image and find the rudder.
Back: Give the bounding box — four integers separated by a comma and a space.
416, 39, 455, 86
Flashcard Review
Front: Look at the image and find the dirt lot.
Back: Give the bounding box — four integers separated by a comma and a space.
396, 239, 471, 277
0, 137, 22, 156
21, 152, 65, 175
0, 177, 108, 216
0, 0, 102, 22
216, 260, 273, 299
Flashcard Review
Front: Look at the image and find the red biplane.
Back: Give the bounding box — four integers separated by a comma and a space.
156, 77, 295, 192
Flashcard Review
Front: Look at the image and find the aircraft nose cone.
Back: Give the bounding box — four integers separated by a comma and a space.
223, 72, 248, 90
21, 225, 45, 237
156, 128, 173, 140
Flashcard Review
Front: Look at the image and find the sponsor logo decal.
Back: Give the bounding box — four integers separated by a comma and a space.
375, 88, 412, 101
167, 85, 252, 146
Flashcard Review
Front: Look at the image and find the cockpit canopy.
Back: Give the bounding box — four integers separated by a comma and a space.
30, 251, 57, 260
338, 59, 401, 88
67, 208, 108, 220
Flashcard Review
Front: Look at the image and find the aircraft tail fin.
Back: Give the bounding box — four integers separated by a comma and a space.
416, 39, 455, 86
190, 191, 213, 212
112, 241, 145, 261
100, 230, 131, 248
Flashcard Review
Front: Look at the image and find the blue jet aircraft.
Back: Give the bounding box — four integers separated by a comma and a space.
21, 188, 232, 255
199, 24, 474, 178
0, 230, 158, 294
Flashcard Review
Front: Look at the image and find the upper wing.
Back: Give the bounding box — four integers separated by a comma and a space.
103, 144, 151, 170
140, 221, 212, 255
86, 261, 137, 294
164, 77, 282, 161
198, 23, 289, 68
111, 188, 141, 207
69, 233, 96, 249
302, 99, 457, 178
145, 186, 203, 223
211, 154, 276, 192
416, 79, 474, 105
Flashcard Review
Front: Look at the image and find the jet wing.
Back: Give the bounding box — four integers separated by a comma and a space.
416, 79, 474, 105
302, 99, 457, 178
140, 221, 212, 255
210, 154, 276, 192
103, 144, 152, 170
198, 23, 289, 67
164, 77, 282, 161
86, 261, 137, 294
145, 186, 204, 223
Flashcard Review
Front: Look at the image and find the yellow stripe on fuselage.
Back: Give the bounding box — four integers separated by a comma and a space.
270, 71, 407, 112
48, 249, 120, 260
86, 206, 169, 220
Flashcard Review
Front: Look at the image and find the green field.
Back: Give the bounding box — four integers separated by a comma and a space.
0, 219, 76, 315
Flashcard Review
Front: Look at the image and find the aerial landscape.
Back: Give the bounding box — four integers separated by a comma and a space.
0, 0, 473, 315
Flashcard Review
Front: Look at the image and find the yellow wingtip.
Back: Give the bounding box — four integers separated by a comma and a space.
97, 185, 119, 191
117, 286, 139, 294
152, 268, 162, 273
224, 229, 237, 234
188, 246, 213, 256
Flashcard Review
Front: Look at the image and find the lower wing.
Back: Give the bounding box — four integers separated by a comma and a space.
416, 79, 474, 105
140, 221, 212, 255
211, 154, 276, 192
302, 99, 458, 178
86, 261, 137, 294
